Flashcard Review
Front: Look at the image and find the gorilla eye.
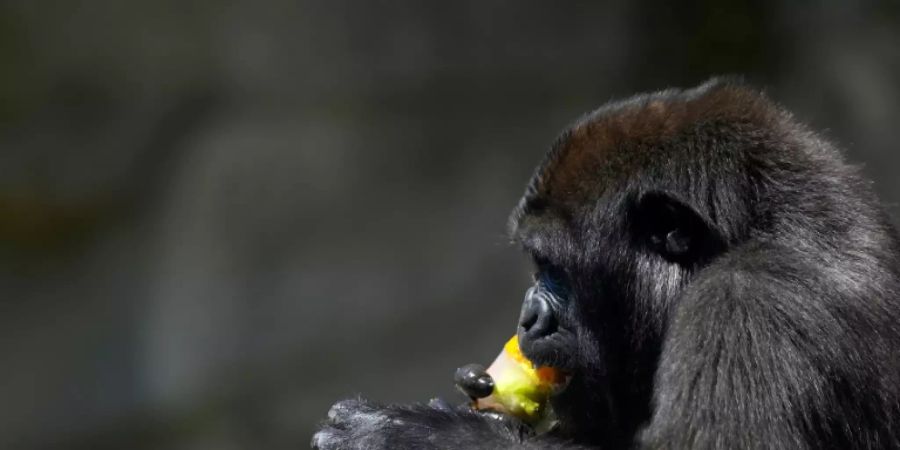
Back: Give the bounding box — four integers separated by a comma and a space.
534, 259, 569, 295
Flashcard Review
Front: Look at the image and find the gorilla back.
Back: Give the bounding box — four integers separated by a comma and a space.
313, 79, 900, 450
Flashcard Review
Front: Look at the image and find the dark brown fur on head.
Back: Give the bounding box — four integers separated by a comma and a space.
509, 77, 800, 265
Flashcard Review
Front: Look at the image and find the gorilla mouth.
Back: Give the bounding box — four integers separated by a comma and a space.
461, 335, 573, 428
518, 330, 578, 371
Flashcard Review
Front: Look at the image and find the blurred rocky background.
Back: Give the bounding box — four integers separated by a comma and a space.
1, 1, 898, 449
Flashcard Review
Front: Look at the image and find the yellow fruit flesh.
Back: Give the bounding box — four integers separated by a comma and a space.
503, 335, 564, 384
478, 336, 563, 423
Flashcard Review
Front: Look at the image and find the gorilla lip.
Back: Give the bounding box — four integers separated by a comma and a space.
517, 328, 577, 371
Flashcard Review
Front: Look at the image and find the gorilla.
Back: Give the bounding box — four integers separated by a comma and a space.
312, 78, 900, 449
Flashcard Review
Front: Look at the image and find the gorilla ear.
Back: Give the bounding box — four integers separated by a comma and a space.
632, 191, 725, 265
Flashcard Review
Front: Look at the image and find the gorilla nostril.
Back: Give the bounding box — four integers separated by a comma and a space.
530, 310, 557, 338
518, 294, 557, 340
519, 308, 539, 332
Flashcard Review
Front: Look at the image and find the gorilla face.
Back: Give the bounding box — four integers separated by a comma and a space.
515, 191, 728, 368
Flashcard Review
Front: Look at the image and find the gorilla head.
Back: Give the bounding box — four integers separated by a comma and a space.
314, 79, 900, 450
509, 80, 767, 440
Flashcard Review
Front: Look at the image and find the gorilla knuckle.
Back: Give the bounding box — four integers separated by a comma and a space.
327, 399, 364, 422
310, 429, 341, 450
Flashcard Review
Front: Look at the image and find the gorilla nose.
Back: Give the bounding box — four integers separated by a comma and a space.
518, 290, 558, 341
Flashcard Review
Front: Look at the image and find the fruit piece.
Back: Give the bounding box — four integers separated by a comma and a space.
473, 335, 566, 426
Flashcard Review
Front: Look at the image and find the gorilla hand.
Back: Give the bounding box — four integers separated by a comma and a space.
311, 398, 535, 450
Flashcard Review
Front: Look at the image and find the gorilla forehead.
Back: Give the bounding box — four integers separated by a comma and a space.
509, 77, 788, 245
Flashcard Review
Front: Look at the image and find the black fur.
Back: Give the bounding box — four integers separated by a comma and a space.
312, 78, 900, 449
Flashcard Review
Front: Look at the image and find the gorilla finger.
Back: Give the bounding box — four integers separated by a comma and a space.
428, 397, 455, 411
475, 410, 535, 435
327, 398, 371, 423
477, 409, 512, 423
311, 428, 341, 450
